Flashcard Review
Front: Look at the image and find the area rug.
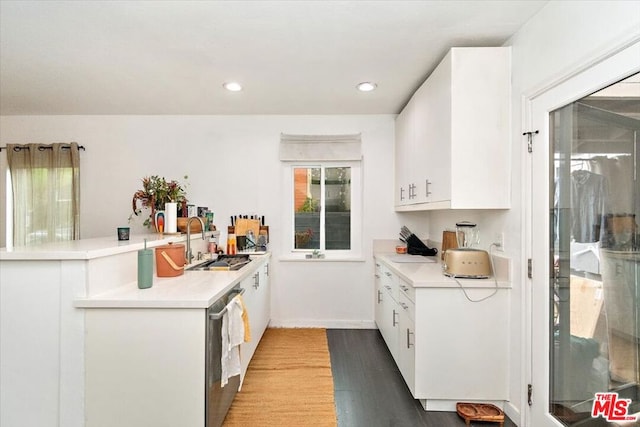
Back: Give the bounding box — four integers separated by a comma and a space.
223, 328, 338, 427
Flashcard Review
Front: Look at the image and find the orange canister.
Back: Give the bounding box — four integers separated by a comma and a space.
155, 243, 186, 277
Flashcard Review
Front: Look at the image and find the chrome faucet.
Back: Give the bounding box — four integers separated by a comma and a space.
186, 216, 206, 264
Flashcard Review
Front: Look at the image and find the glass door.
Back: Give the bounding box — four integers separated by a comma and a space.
549, 74, 639, 425
530, 57, 640, 426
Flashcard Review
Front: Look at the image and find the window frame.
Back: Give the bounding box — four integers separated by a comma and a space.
281, 160, 363, 261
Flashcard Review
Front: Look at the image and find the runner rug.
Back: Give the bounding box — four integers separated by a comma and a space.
223, 327, 338, 427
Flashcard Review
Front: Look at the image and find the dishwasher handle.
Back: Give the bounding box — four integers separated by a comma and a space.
208, 288, 246, 320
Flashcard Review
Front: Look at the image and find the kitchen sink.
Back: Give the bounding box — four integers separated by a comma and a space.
186, 254, 252, 271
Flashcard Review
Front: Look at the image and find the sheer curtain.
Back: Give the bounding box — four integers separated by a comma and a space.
6, 142, 80, 246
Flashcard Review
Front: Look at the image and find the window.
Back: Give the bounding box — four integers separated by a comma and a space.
280, 133, 363, 259
293, 164, 353, 251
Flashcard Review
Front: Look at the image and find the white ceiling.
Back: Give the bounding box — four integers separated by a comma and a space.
0, 0, 548, 115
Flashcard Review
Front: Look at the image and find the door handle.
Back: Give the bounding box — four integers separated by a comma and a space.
392, 309, 398, 327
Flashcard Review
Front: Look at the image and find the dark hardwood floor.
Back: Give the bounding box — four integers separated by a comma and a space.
326, 329, 517, 427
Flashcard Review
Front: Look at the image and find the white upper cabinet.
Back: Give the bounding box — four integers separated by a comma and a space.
394, 47, 511, 211
394, 100, 414, 206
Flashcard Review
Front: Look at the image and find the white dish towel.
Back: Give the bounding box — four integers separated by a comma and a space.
221, 295, 245, 389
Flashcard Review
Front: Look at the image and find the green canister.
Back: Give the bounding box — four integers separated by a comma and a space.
138, 239, 153, 289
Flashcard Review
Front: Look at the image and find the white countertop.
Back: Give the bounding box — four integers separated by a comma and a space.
374, 252, 511, 289
0, 232, 217, 261
74, 253, 271, 309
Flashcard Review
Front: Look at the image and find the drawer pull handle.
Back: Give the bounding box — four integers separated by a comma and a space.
406, 328, 414, 348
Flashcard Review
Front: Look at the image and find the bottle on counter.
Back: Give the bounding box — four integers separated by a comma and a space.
227, 233, 237, 255
208, 235, 218, 254
137, 239, 153, 289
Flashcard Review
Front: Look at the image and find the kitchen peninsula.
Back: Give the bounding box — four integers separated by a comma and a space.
0, 233, 271, 427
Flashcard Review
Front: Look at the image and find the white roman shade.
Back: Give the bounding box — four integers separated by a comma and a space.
279, 133, 362, 161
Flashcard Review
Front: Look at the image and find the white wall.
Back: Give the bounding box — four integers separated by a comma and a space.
423, 1, 640, 425
0, 114, 408, 327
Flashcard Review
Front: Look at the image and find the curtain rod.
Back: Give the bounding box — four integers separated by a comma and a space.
0, 145, 85, 152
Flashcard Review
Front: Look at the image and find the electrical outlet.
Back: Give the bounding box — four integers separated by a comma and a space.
494, 232, 504, 251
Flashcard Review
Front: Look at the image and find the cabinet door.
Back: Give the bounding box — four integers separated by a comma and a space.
397, 291, 416, 395
376, 267, 399, 359
257, 262, 270, 337
374, 261, 385, 330
240, 261, 270, 379
253, 261, 270, 340
239, 273, 259, 379
448, 48, 510, 208
416, 53, 452, 205
411, 83, 432, 204
395, 101, 414, 206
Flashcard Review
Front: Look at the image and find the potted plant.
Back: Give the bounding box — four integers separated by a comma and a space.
295, 228, 314, 249
131, 175, 188, 229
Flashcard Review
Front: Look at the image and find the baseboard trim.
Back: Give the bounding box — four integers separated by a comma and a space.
503, 401, 521, 427
268, 319, 377, 329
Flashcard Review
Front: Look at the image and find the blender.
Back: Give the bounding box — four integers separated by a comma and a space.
456, 221, 479, 249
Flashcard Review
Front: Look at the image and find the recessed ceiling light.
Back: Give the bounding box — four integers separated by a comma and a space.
356, 82, 377, 92
223, 82, 243, 92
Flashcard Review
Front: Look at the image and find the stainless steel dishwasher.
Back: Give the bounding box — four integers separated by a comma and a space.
206, 285, 244, 427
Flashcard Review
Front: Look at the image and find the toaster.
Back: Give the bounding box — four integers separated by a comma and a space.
443, 248, 492, 279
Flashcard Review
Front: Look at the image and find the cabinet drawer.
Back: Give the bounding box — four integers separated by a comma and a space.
398, 291, 415, 322
381, 267, 398, 300
374, 259, 383, 278
397, 278, 415, 303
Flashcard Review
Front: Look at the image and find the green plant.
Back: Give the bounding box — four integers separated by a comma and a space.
131, 175, 189, 227
298, 196, 318, 213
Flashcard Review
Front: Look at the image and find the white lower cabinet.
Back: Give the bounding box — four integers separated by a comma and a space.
396, 289, 416, 393
85, 258, 271, 427
374, 258, 508, 411
375, 262, 398, 361
240, 261, 270, 380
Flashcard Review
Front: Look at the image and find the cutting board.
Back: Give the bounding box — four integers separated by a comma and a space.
387, 254, 436, 263
442, 230, 458, 260
235, 218, 260, 237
